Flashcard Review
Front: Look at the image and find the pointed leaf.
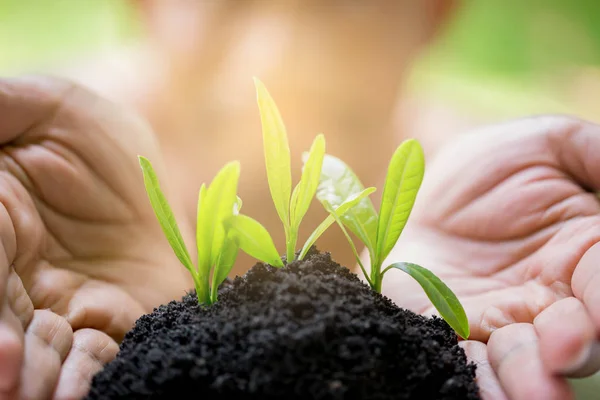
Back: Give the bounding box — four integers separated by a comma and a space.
196, 162, 240, 303
290, 134, 326, 230
194, 184, 210, 302
385, 262, 469, 339
313, 153, 378, 259
139, 156, 195, 273
209, 162, 241, 266
211, 235, 240, 303
254, 77, 292, 228
225, 214, 284, 268
299, 187, 376, 260
375, 139, 424, 264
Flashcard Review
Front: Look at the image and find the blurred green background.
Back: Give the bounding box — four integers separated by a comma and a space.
409, 0, 600, 122
3, 0, 600, 120
1, 0, 599, 398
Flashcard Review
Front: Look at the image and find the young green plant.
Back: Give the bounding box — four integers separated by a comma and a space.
224, 78, 376, 267
312, 139, 470, 339
139, 157, 241, 305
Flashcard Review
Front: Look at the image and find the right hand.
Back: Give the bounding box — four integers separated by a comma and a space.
380, 116, 600, 399
0, 76, 195, 399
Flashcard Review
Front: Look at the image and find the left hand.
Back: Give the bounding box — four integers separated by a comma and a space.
380, 116, 600, 399
0, 76, 194, 399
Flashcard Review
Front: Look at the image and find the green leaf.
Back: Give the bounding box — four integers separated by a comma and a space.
314, 153, 379, 261
208, 162, 241, 266
196, 162, 241, 303
290, 134, 326, 231
225, 214, 284, 268
210, 235, 239, 303
299, 187, 376, 260
195, 183, 210, 302
375, 139, 425, 265
138, 156, 195, 274
385, 262, 470, 340
254, 77, 292, 229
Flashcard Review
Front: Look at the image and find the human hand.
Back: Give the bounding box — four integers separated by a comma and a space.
379, 116, 600, 399
0, 76, 194, 399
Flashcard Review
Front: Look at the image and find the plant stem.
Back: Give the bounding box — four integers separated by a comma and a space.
286, 230, 297, 264
371, 260, 382, 293
193, 272, 210, 305
372, 275, 382, 293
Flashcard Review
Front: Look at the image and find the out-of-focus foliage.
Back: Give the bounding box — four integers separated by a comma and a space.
409, 0, 600, 121
431, 0, 600, 77
0, 0, 138, 74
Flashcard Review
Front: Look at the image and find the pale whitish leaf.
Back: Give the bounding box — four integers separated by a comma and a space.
313, 153, 379, 260
299, 187, 376, 260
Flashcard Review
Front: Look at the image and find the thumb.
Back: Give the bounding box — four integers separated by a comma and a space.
0, 76, 74, 144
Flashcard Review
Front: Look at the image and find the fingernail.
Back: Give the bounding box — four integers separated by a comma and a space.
561, 341, 600, 378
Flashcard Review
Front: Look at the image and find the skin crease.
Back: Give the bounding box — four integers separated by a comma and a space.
0, 76, 193, 400
0, 76, 599, 399
3, 3, 599, 399
376, 115, 600, 399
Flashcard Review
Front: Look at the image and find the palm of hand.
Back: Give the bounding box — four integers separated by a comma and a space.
383, 117, 600, 340
0, 77, 193, 398
380, 117, 600, 399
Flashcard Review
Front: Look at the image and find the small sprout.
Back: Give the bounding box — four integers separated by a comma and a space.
226, 78, 375, 266
312, 140, 470, 339
139, 156, 241, 305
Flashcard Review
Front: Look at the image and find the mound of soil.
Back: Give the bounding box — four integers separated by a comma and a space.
86, 249, 480, 399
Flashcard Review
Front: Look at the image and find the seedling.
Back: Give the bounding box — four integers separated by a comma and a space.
224, 78, 376, 266
139, 157, 241, 305
312, 140, 470, 339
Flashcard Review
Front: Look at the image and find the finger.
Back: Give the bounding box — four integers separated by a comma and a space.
459, 340, 507, 400
53, 329, 119, 400
534, 297, 600, 377
20, 310, 73, 400
527, 115, 600, 190
0, 269, 33, 399
572, 241, 600, 330
28, 268, 145, 343
0, 302, 24, 399
488, 323, 574, 400
64, 283, 145, 343
0, 76, 73, 143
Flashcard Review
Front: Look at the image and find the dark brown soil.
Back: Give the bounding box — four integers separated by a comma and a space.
86, 248, 480, 399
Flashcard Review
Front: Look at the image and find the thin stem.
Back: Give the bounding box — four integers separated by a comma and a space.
370, 259, 383, 293
209, 277, 218, 304
286, 229, 297, 264
191, 268, 210, 305
326, 205, 374, 289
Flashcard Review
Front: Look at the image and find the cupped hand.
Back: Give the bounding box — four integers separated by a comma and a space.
0, 76, 194, 399
380, 116, 600, 399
